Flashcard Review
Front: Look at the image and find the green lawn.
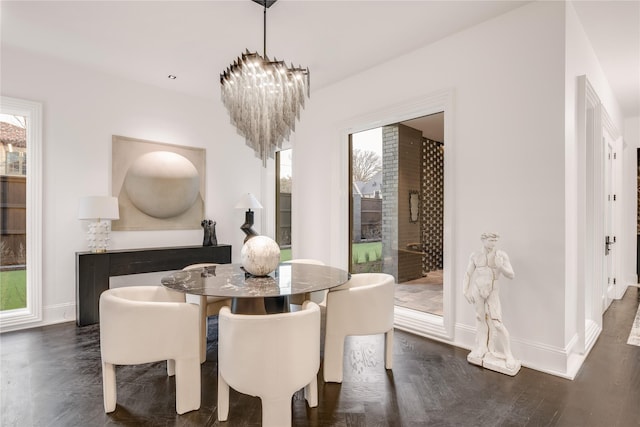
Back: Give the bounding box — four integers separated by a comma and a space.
0, 269, 27, 311
278, 242, 381, 264
352, 241, 382, 263
280, 247, 292, 262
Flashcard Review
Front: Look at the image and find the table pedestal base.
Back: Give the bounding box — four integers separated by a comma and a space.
231, 296, 291, 314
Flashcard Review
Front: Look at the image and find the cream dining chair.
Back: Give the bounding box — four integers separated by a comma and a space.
181, 263, 231, 363
322, 272, 395, 383
217, 301, 321, 427
99, 286, 201, 414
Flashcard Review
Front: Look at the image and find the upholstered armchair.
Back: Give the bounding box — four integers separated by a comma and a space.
181, 263, 231, 363
99, 286, 200, 414
217, 301, 321, 427
323, 272, 395, 383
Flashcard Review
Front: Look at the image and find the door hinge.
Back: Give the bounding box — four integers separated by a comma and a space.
613, 278, 617, 285
614, 194, 617, 201
614, 152, 617, 160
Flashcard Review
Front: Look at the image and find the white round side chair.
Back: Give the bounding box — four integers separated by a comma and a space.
323, 272, 395, 383
217, 301, 321, 427
99, 285, 201, 415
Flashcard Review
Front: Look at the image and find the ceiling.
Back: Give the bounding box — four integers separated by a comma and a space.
2, 1, 638, 119
571, 0, 639, 119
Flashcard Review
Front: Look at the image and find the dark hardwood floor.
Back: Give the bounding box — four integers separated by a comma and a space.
1, 287, 639, 427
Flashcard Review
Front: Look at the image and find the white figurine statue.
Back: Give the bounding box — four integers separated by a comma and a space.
463, 232, 520, 375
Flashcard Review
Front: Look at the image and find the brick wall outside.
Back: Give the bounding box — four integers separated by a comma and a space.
397, 124, 423, 282
381, 124, 444, 283
382, 125, 398, 279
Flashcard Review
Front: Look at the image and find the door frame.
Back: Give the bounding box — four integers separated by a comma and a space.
603, 135, 615, 310
601, 109, 623, 303
339, 88, 455, 341
576, 75, 621, 355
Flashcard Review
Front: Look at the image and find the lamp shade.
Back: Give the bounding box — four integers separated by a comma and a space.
78, 196, 120, 220
234, 193, 263, 210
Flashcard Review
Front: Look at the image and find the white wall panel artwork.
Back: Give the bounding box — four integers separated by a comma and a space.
112, 135, 205, 230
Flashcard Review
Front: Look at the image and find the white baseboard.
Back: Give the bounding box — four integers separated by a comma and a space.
393, 312, 594, 380
454, 322, 598, 380
44, 301, 76, 324
0, 302, 76, 333
584, 320, 601, 354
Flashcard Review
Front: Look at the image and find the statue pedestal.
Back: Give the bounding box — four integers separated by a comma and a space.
467, 352, 521, 376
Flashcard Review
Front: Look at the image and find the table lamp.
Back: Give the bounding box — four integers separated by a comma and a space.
234, 193, 263, 242
78, 196, 120, 253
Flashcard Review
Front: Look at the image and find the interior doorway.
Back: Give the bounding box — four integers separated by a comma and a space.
349, 112, 445, 317
577, 75, 623, 355
603, 134, 616, 311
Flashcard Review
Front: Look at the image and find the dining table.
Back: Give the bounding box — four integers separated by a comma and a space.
161, 262, 350, 314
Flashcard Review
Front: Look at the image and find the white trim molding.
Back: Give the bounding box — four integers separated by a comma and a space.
338, 88, 456, 341
454, 323, 594, 380
395, 306, 450, 343
0, 96, 43, 333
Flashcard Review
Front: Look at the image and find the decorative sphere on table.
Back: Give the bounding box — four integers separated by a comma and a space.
240, 235, 281, 276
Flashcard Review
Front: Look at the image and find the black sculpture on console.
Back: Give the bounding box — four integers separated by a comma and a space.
201, 219, 217, 246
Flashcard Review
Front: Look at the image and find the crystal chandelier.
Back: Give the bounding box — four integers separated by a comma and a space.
220, 0, 310, 166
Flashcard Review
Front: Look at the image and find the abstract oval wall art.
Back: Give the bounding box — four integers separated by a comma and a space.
112, 135, 205, 231
124, 151, 199, 219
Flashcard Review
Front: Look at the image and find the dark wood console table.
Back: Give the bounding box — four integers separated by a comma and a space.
75, 245, 232, 326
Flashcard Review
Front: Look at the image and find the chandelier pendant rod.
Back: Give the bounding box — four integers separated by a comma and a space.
263, 2, 267, 57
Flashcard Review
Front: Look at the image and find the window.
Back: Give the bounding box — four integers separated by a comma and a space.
0, 97, 43, 331
276, 149, 292, 261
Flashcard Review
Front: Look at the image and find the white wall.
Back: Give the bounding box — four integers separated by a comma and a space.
293, 2, 570, 374
564, 0, 627, 362
1, 46, 265, 328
